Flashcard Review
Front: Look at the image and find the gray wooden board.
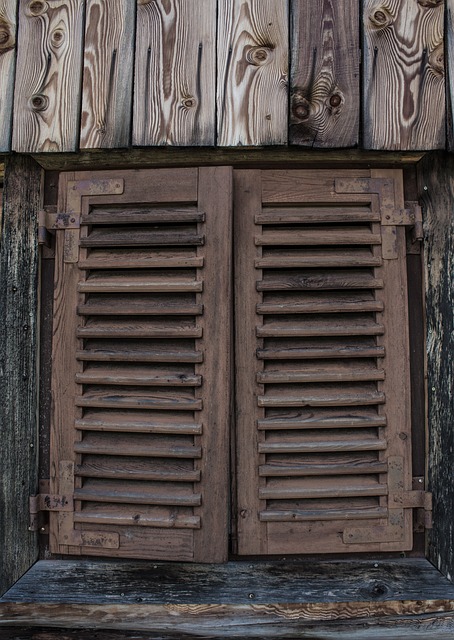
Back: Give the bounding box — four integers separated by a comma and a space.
417, 152, 454, 584
2, 559, 454, 605
0, 156, 41, 596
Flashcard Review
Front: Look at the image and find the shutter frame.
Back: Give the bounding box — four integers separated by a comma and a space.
234, 168, 414, 555
49, 167, 232, 561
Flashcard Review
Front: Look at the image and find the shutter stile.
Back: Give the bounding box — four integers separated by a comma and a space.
235, 170, 412, 555
50, 168, 231, 560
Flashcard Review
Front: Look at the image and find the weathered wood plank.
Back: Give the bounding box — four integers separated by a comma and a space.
3, 559, 454, 605
447, 0, 454, 151
193, 167, 232, 562
0, 0, 17, 151
290, 0, 359, 148
31, 148, 426, 171
80, 0, 135, 149
133, 0, 215, 146
12, 0, 85, 152
0, 155, 42, 596
417, 152, 454, 584
363, 0, 445, 150
217, 0, 288, 146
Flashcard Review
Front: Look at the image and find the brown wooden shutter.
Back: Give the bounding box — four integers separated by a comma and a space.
234, 169, 413, 554
49, 167, 232, 562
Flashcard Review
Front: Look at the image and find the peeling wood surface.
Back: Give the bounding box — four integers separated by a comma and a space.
363, 0, 445, 150
80, 0, 135, 149
418, 152, 454, 584
217, 0, 288, 146
133, 0, 215, 146
0, 156, 42, 596
290, 0, 359, 148
12, 0, 85, 152
0, 0, 17, 151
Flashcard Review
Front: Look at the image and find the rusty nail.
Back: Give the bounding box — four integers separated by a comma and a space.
240, 509, 247, 518
248, 593, 255, 599
386, 215, 391, 220
70, 217, 76, 223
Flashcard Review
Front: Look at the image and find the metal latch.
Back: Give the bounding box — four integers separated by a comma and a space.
29, 492, 74, 532
38, 206, 81, 246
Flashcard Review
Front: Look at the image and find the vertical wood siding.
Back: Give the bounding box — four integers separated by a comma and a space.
80, 0, 135, 149
133, 0, 216, 146
0, 156, 42, 596
217, 0, 289, 146
12, 0, 85, 152
0, 1, 452, 152
289, 0, 360, 148
363, 0, 445, 150
0, 0, 17, 152
418, 152, 454, 585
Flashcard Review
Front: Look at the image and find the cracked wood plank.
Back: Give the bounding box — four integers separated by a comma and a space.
290, 0, 359, 148
363, 0, 445, 150
217, 0, 288, 146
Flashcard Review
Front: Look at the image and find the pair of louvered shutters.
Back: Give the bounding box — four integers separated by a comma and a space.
50, 167, 412, 560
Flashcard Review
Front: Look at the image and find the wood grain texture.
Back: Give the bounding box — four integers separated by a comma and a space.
133, 0, 215, 146
193, 167, 232, 562
3, 558, 454, 604
12, 0, 85, 152
0, 0, 17, 151
31, 148, 426, 171
80, 0, 135, 149
290, 0, 359, 148
417, 152, 454, 584
363, 0, 445, 150
217, 0, 288, 146
447, 0, 454, 150
0, 155, 42, 596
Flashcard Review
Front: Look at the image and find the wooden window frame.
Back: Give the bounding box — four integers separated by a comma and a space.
1, 151, 454, 638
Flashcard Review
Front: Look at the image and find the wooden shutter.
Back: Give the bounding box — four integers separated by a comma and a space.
234, 169, 413, 554
49, 167, 231, 562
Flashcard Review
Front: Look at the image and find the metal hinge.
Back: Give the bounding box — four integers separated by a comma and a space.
29, 490, 73, 532
409, 477, 433, 532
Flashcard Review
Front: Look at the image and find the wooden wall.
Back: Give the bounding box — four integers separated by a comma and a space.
0, 0, 449, 153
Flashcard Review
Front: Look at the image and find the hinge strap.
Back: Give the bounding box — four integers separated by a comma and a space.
29, 493, 73, 531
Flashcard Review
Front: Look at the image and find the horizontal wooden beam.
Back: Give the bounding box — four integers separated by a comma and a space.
28, 148, 425, 171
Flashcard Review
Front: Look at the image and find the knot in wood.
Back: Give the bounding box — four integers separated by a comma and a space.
0, 23, 14, 52
292, 97, 310, 121
51, 29, 65, 48
182, 97, 196, 109
329, 93, 342, 108
30, 93, 49, 112
418, 0, 443, 7
369, 7, 393, 28
27, 1, 49, 16
429, 43, 444, 76
246, 46, 273, 66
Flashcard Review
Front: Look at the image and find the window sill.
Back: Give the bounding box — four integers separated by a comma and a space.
1, 558, 454, 638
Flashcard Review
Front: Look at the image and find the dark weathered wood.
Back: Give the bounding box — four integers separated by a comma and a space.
12, 0, 85, 152
2, 560, 454, 637
417, 152, 454, 583
363, 0, 445, 150
31, 148, 426, 171
133, 0, 215, 146
0, 155, 42, 596
0, 0, 17, 151
290, 0, 359, 148
217, 0, 288, 145
2, 559, 454, 605
80, 0, 135, 149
